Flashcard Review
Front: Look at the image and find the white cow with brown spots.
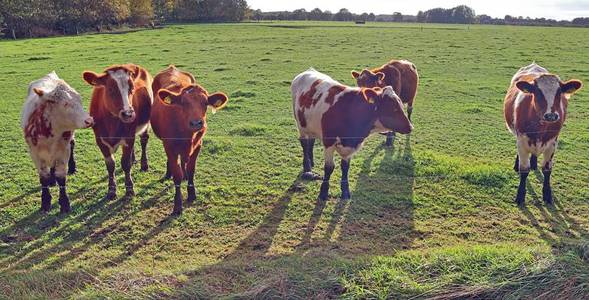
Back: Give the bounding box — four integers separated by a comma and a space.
21, 72, 94, 213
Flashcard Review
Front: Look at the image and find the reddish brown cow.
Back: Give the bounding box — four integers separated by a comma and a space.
151, 65, 228, 215
352, 60, 419, 146
504, 63, 582, 205
83, 64, 153, 199
292, 68, 413, 200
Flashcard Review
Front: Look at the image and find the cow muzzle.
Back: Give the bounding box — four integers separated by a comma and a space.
83, 117, 95, 128
543, 113, 559, 123
119, 109, 136, 123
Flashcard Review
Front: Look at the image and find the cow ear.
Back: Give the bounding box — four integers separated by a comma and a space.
516, 81, 535, 93
128, 64, 140, 79
362, 88, 379, 104
157, 89, 182, 105
376, 72, 386, 81
82, 71, 106, 86
561, 80, 582, 95
351, 71, 361, 79
33, 87, 45, 97
208, 93, 228, 113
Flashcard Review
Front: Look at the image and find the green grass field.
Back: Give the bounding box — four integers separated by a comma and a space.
1, 21, 589, 299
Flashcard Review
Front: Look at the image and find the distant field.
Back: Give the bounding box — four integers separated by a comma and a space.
1, 21, 589, 298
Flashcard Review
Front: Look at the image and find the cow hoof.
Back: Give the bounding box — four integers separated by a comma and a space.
543, 189, 553, 205
106, 191, 117, 200
172, 208, 182, 216
187, 193, 197, 204
60, 205, 71, 214
141, 162, 149, 172
40, 205, 51, 213
516, 195, 525, 206
125, 189, 135, 197
68, 167, 77, 175
301, 172, 321, 181
341, 192, 351, 200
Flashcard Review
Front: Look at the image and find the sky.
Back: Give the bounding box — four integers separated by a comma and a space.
247, 0, 589, 21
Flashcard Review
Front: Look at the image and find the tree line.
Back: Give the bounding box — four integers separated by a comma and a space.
256, 6, 588, 28
0, 0, 248, 39
2, 2, 588, 39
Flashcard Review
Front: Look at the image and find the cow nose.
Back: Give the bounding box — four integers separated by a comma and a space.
189, 120, 204, 130
84, 117, 94, 128
122, 110, 134, 118
543, 113, 559, 122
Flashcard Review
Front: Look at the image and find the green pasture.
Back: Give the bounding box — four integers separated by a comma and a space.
1, 21, 589, 298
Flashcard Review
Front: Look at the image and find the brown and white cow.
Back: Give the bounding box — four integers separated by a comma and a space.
151, 65, 228, 215
82, 64, 153, 199
352, 60, 419, 146
292, 68, 413, 200
21, 72, 94, 213
504, 63, 582, 205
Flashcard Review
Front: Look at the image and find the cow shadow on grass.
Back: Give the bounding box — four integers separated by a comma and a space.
519, 171, 589, 253
168, 136, 417, 298
328, 135, 417, 254
0, 171, 174, 272
296, 135, 417, 254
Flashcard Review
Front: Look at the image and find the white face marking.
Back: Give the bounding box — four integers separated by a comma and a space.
536, 76, 560, 116
108, 70, 131, 111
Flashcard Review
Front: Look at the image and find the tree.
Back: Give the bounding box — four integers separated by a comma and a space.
322, 10, 333, 21
292, 8, 307, 20
367, 13, 376, 22
334, 8, 353, 21
451, 5, 475, 24
309, 8, 322, 21
129, 0, 154, 25
392, 12, 403, 22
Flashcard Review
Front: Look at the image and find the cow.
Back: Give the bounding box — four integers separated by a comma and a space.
21, 71, 94, 213
292, 68, 413, 201
352, 60, 419, 146
151, 65, 228, 215
504, 63, 582, 205
82, 64, 153, 200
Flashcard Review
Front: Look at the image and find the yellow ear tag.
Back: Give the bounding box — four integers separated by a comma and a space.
164, 96, 172, 104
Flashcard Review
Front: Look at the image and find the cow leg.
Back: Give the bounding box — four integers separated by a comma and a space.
340, 158, 351, 200
515, 141, 530, 206
39, 168, 53, 212
164, 160, 172, 180
542, 141, 557, 205
319, 147, 335, 201
49, 167, 56, 187
170, 154, 184, 215
68, 139, 77, 175
530, 154, 538, 171
140, 130, 149, 171
513, 155, 519, 173
309, 138, 316, 168
407, 106, 414, 121
186, 146, 201, 204
98, 142, 117, 200
385, 132, 396, 147
300, 138, 318, 180
53, 165, 70, 214
121, 139, 135, 197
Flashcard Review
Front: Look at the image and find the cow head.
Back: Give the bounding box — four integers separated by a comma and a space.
33, 73, 94, 130
83, 65, 140, 123
364, 86, 413, 134
516, 75, 582, 123
157, 85, 228, 132
352, 69, 385, 88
